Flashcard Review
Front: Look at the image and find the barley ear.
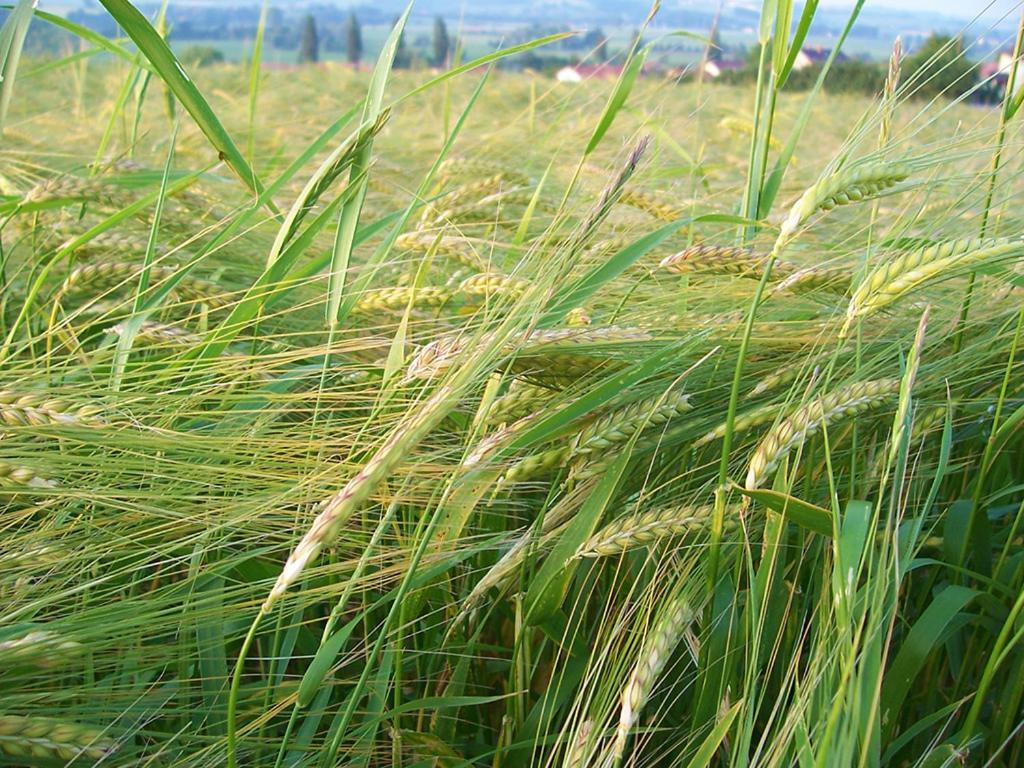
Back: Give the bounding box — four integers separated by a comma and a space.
745, 379, 899, 489
615, 596, 693, 762
777, 162, 912, 249
0, 715, 116, 762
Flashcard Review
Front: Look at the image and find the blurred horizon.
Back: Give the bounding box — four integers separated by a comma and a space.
20, 1, 1024, 71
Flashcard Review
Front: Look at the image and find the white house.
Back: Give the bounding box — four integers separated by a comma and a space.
556, 66, 583, 84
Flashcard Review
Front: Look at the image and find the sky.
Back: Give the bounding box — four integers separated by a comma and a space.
819, 0, 1021, 19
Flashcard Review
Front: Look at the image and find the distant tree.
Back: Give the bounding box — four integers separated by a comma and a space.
746, 43, 762, 69
707, 22, 723, 62
180, 44, 224, 68
297, 14, 319, 64
345, 12, 363, 67
902, 34, 977, 99
432, 16, 449, 68
393, 15, 411, 69
630, 28, 643, 53
582, 27, 609, 62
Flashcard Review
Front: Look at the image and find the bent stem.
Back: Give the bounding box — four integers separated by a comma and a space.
227, 608, 268, 768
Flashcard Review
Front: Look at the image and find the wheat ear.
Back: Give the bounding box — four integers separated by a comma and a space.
394, 231, 488, 271
564, 307, 592, 327
500, 446, 573, 485
694, 401, 784, 448
774, 264, 853, 295
61, 228, 155, 258
0, 460, 56, 488
437, 157, 528, 185
619, 188, 685, 222
56, 262, 228, 308
265, 378, 466, 611
107, 320, 201, 347
24, 175, 130, 208
406, 327, 651, 381
574, 392, 692, 457
458, 272, 530, 302
564, 719, 593, 767
485, 381, 555, 426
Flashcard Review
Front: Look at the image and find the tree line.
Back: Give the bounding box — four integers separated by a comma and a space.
297, 13, 452, 69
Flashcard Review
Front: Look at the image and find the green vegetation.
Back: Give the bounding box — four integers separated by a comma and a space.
902, 34, 979, 100
180, 44, 225, 68
2, 2, 1024, 768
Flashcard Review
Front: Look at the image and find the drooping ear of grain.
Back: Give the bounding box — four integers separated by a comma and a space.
0, 460, 56, 489
484, 381, 555, 426
457, 272, 530, 303
437, 157, 528, 186
500, 445, 573, 485
405, 327, 652, 382
107, 320, 202, 347
616, 595, 694, 762
497, 391, 692, 485
56, 262, 229, 309
774, 264, 853, 295
573, 505, 718, 559
778, 162, 912, 245
694, 401, 784, 448
0, 630, 83, 668
394, 231, 489, 271
0, 390, 103, 427
845, 238, 1024, 331
619, 187, 686, 222
564, 306, 591, 327
0, 715, 115, 762
352, 286, 452, 314
660, 245, 797, 280
746, 378, 900, 489
24, 175, 131, 208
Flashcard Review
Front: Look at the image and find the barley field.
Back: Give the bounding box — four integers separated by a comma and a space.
2, 3, 1024, 767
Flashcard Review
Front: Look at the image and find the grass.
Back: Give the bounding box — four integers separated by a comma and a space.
1, 2, 1024, 767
